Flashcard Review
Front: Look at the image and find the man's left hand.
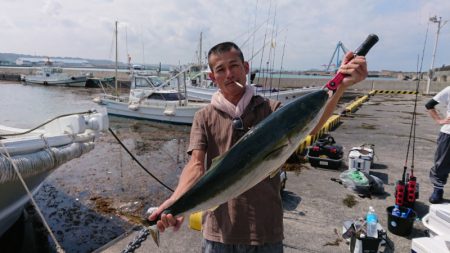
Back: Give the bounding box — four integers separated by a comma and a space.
339, 51, 368, 88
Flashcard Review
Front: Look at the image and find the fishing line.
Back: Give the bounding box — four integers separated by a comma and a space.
108, 127, 174, 192
404, 22, 429, 170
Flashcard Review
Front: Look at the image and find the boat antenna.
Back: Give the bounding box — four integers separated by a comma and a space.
115, 20, 119, 97
248, 0, 259, 84
257, 0, 272, 89
276, 33, 287, 101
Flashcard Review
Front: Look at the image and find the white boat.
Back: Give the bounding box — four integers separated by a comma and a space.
183, 64, 319, 104
95, 74, 208, 125
0, 110, 108, 237
186, 82, 319, 104
24, 65, 88, 87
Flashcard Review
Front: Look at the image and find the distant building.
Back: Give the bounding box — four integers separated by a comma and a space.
15, 57, 90, 67
0, 60, 13, 66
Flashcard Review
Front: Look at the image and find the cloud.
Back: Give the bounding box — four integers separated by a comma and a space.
1, 0, 450, 71
42, 0, 63, 16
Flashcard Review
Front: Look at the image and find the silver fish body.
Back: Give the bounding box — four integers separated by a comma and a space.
151, 89, 329, 223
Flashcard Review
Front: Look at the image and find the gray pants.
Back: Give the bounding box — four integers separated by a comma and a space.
430, 132, 450, 188
201, 239, 283, 253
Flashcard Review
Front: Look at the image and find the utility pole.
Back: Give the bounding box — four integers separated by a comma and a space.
426, 16, 448, 94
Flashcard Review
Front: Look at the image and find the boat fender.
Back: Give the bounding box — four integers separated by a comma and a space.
128, 104, 140, 111
164, 105, 176, 116
43, 81, 48, 85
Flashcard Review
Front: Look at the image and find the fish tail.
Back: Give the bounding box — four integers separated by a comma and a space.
149, 226, 160, 247
145, 206, 160, 246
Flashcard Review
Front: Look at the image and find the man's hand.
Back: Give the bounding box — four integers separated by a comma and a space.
339, 51, 368, 88
438, 117, 450, 125
148, 198, 185, 232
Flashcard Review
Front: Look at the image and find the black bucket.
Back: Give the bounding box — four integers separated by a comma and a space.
386, 206, 416, 236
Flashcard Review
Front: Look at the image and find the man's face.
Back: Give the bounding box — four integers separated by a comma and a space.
208, 49, 249, 98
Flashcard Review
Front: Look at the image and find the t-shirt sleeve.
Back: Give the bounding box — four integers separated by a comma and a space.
187, 111, 207, 155
433, 86, 450, 105
270, 100, 282, 112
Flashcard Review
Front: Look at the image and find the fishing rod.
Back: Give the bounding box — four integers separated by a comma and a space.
325, 34, 379, 91
395, 24, 429, 207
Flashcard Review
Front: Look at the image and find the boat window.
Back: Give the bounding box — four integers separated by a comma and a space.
135, 77, 152, 88
190, 66, 201, 72
148, 93, 165, 100
148, 77, 164, 87
161, 93, 184, 101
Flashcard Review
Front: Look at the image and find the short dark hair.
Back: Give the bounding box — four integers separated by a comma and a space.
207, 42, 244, 69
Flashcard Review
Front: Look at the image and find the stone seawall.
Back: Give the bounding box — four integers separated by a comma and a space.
0, 67, 131, 80
1, 67, 448, 93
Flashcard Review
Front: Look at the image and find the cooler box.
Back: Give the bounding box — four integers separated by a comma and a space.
422, 203, 450, 237
348, 146, 374, 174
411, 235, 450, 253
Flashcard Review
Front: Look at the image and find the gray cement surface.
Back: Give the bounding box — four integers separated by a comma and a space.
97, 92, 446, 252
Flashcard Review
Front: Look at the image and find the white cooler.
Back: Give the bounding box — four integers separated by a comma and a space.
422, 203, 450, 237
348, 146, 374, 174
411, 235, 450, 253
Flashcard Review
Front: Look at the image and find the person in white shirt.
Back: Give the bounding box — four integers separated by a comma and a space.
425, 86, 450, 203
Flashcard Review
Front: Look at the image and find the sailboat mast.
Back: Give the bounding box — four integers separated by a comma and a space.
198, 32, 202, 66
115, 21, 118, 97
199, 32, 203, 86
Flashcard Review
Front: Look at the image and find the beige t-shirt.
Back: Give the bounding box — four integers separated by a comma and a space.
188, 95, 284, 245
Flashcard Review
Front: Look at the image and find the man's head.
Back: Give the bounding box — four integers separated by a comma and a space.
207, 42, 249, 103
207, 42, 244, 69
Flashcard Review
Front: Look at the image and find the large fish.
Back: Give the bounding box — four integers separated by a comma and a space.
145, 89, 329, 244
145, 34, 378, 245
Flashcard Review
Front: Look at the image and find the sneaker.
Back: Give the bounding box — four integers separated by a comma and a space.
429, 188, 444, 204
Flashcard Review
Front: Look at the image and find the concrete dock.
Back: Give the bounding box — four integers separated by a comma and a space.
94, 90, 444, 253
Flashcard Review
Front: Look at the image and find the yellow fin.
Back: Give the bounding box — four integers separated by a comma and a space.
149, 226, 160, 247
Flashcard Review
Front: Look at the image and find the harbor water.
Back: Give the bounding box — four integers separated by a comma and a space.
0, 81, 191, 252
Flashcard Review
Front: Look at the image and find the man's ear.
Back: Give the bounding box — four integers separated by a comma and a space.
244, 61, 250, 74
208, 72, 216, 83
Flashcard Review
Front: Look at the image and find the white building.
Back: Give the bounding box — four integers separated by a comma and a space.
15, 57, 90, 67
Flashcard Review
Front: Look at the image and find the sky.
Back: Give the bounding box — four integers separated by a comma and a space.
1, 0, 450, 72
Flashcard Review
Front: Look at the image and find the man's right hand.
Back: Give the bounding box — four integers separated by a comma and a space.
148, 198, 185, 232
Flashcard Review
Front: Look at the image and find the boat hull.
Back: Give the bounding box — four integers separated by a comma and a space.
0, 170, 50, 236
102, 99, 205, 125
186, 85, 319, 104
25, 77, 87, 87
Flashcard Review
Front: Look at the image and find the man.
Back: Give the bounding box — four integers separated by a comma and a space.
425, 86, 450, 203
149, 42, 367, 252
